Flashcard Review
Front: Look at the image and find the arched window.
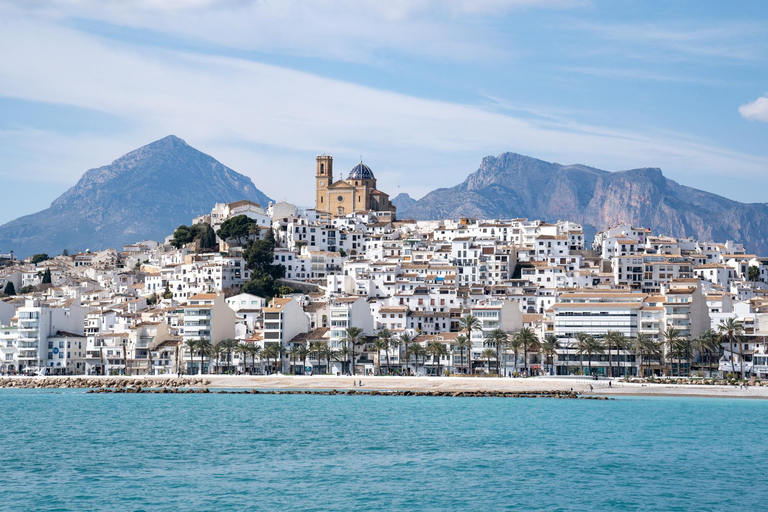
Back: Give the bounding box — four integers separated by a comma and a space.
320, 164, 324, 173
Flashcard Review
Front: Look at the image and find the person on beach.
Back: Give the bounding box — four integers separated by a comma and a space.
589, 385, 593, 392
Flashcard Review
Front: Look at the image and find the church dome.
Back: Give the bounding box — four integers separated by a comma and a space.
348, 161, 375, 180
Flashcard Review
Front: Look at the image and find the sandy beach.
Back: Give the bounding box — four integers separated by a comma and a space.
4, 374, 767, 399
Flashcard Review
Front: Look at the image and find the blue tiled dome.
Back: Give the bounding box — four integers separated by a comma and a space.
348, 161, 375, 180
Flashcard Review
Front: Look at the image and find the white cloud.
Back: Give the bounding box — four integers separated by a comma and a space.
739, 95, 768, 122
0, 0, 586, 64
1, 16, 767, 215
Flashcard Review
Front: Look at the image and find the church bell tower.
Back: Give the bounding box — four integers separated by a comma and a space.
316, 155, 333, 212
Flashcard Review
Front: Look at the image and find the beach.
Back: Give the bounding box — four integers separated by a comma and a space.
2, 374, 767, 399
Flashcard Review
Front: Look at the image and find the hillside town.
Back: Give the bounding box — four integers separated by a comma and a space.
1, 157, 766, 381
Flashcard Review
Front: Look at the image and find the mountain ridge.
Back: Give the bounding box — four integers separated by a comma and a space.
397, 152, 768, 254
0, 135, 272, 257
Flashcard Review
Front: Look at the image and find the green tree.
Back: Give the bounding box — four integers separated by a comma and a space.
376, 328, 394, 374
3, 282, 15, 296
62, 249, 69, 257
453, 335, 471, 376
19, 285, 33, 294
748, 265, 760, 283
577, 336, 604, 377
372, 336, 389, 375
718, 318, 745, 380
197, 223, 217, 252
338, 248, 347, 257
459, 313, 481, 374
486, 328, 508, 377
298, 345, 310, 374
541, 334, 560, 375
604, 331, 626, 378
162, 285, 173, 300
516, 327, 539, 377
183, 338, 198, 375
217, 215, 258, 246
663, 327, 682, 376
41, 268, 52, 285
574, 332, 590, 375
211, 343, 226, 374
398, 332, 413, 371
506, 333, 523, 374
171, 225, 200, 249
288, 345, 301, 374
341, 327, 365, 376
236, 342, 250, 373
31, 253, 50, 264
481, 348, 496, 375
427, 341, 448, 376
220, 338, 238, 373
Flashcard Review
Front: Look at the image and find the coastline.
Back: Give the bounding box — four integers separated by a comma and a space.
2, 374, 767, 399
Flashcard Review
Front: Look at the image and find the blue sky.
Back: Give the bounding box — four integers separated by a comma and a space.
0, 0, 767, 225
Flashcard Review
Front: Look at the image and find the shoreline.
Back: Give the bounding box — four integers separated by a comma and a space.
2, 375, 767, 399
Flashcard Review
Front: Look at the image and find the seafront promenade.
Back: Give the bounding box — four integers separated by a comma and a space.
2, 374, 767, 399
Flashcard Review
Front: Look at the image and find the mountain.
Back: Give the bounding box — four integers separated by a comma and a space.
0, 135, 272, 257
397, 152, 768, 255
391, 193, 417, 213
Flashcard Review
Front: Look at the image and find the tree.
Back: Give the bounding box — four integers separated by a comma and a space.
288, 345, 301, 374
663, 327, 682, 377
217, 215, 258, 247
541, 335, 560, 375
19, 285, 33, 294
31, 253, 50, 264
236, 342, 250, 373
459, 313, 481, 374
376, 328, 394, 374
604, 331, 626, 378
146, 293, 158, 306
631, 334, 650, 378
338, 248, 347, 257
62, 249, 69, 257
162, 285, 173, 300
748, 265, 760, 283
41, 268, 52, 285
211, 343, 226, 374
341, 327, 365, 376
3, 282, 15, 296
242, 231, 285, 299
577, 336, 604, 376
427, 341, 448, 376
481, 348, 496, 375
197, 339, 213, 375
398, 332, 413, 371
453, 335, 471, 375
248, 344, 261, 374
486, 328, 508, 377
298, 345, 310, 374
198, 223, 218, 252
718, 318, 745, 380
507, 334, 523, 374
574, 332, 590, 375
372, 336, 388, 375
516, 327, 539, 377
171, 224, 200, 249
220, 338, 238, 373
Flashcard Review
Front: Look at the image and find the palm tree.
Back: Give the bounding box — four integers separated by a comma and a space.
309, 341, 323, 372
248, 344, 261, 374
486, 328, 508, 377
516, 327, 539, 377
236, 342, 250, 373
453, 335, 471, 375
663, 327, 682, 376
404, 342, 418, 374
481, 348, 496, 374
506, 334, 523, 374
298, 345, 310, 374
604, 331, 621, 378
718, 318, 745, 380
631, 334, 649, 378
371, 336, 389, 375
692, 329, 719, 375
262, 344, 280, 374
341, 327, 365, 376
407, 342, 426, 373
459, 313, 481, 374
574, 332, 590, 376
398, 332, 413, 372
376, 328, 394, 374
427, 341, 448, 376
337, 345, 353, 375
288, 345, 301, 374
211, 343, 226, 374
183, 338, 198, 375
577, 336, 604, 376
541, 335, 560, 375
220, 338, 238, 373
318, 341, 333, 375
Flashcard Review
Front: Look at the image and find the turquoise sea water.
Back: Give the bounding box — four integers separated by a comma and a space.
1, 391, 767, 511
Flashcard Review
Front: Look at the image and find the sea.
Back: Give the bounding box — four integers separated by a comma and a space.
0, 390, 766, 511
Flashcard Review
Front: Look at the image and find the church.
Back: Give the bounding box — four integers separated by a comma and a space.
315, 155, 396, 218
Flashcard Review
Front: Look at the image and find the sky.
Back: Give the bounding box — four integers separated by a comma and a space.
0, 0, 767, 225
